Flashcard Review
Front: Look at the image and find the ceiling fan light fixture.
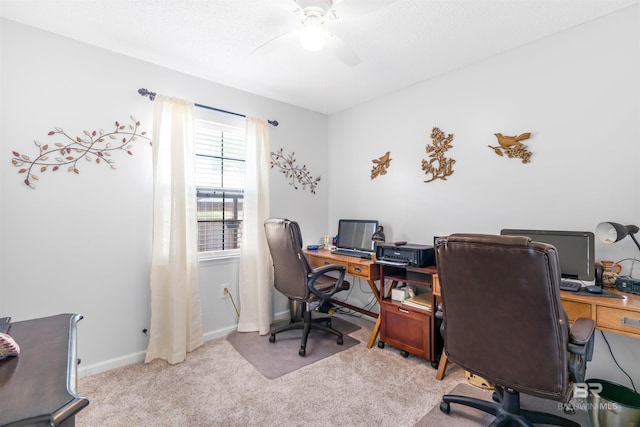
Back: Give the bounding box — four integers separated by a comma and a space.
299, 22, 326, 51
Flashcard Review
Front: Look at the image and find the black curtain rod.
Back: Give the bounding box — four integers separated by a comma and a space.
137, 88, 278, 127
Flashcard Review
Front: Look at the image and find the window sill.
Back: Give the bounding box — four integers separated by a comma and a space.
199, 252, 240, 267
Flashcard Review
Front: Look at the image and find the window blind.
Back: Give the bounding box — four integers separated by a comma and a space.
195, 118, 246, 254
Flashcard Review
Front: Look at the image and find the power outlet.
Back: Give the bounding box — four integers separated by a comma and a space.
219, 283, 230, 299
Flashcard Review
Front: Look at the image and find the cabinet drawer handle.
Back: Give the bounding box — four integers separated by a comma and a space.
323, 261, 330, 265
354, 266, 362, 273
621, 316, 640, 328
398, 308, 410, 314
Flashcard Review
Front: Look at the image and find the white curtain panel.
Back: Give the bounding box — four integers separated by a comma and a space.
146, 94, 204, 364
237, 117, 273, 335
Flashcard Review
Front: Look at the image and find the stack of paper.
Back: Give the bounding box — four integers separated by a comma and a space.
401, 293, 432, 311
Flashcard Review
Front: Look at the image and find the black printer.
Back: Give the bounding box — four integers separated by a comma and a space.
375, 243, 435, 267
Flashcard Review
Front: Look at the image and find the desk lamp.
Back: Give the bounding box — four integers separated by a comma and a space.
371, 226, 386, 244
596, 222, 640, 253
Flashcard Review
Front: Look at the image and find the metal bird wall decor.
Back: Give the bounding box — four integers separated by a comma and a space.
371, 151, 391, 179
489, 132, 532, 163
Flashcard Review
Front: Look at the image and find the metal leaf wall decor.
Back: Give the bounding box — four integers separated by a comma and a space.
422, 127, 456, 183
488, 132, 532, 163
270, 148, 321, 194
11, 116, 151, 189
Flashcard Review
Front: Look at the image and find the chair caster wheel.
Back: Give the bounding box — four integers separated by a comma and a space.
269, 335, 276, 343
563, 403, 576, 415
430, 360, 439, 369
439, 401, 450, 414
337, 337, 343, 345
400, 350, 409, 358
299, 347, 306, 357
378, 341, 385, 349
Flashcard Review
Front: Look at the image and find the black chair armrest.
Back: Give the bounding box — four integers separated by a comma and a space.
568, 317, 595, 382
311, 264, 345, 277
307, 264, 348, 299
569, 317, 595, 347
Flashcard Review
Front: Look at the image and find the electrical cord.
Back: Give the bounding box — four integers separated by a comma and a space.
360, 294, 378, 311
614, 257, 640, 278
358, 277, 374, 294
600, 330, 637, 392
330, 276, 381, 317
329, 277, 367, 316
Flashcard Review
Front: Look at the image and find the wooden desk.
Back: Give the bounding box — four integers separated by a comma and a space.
304, 249, 381, 348
0, 313, 88, 426
561, 288, 640, 339
435, 287, 640, 380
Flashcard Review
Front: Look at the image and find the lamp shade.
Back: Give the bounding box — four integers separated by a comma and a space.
371, 225, 385, 243
596, 222, 640, 244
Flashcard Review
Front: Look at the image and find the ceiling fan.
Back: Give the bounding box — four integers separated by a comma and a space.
252, 0, 397, 67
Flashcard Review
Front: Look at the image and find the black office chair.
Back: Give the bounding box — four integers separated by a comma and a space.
264, 218, 350, 356
436, 234, 595, 427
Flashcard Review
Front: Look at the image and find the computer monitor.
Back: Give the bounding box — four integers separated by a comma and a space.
336, 219, 379, 253
500, 229, 595, 282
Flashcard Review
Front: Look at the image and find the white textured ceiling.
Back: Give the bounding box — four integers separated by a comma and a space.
1, 0, 638, 114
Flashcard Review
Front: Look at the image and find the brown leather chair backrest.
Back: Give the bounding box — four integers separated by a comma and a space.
264, 218, 313, 301
436, 233, 572, 402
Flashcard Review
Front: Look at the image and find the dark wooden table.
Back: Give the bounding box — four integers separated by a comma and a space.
0, 313, 89, 426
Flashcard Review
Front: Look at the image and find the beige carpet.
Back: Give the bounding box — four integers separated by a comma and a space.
416, 383, 593, 426
226, 316, 361, 378
76, 313, 468, 426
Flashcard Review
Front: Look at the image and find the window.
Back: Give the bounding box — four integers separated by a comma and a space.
195, 116, 246, 258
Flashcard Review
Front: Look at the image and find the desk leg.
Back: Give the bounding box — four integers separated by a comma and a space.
366, 278, 383, 349
368, 316, 381, 348
365, 279, 399, 349
436, 351, 449, 380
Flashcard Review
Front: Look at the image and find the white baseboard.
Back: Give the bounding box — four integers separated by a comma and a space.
78, 350, 146, 378
202, 324, 237, 341
78, 323, 245, 378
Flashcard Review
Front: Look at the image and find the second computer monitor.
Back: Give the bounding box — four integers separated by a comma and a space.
500, 228, 595, 282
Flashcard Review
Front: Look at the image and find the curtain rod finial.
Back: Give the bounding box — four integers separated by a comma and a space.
138, 88, 156, 101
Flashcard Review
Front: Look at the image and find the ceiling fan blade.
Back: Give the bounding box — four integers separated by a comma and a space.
326, 32, 360, 67
332, 0, 397, 18
250, 30, 297, 56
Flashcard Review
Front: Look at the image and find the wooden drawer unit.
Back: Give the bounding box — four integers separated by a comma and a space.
347, 262, 369, 278
305, 251, 378, 280
596, 306, 640, 338
379, 299, 432, 359
562, 300, 592, 323
306, 253, 347, 269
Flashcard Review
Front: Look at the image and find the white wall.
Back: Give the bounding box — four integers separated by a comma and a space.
0, 18, 329, 375
2, 5, 639, 385
328, 6, 640, 385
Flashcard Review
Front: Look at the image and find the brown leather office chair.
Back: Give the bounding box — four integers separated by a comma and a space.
264, 218, 350, 356
436, 233, 595, 427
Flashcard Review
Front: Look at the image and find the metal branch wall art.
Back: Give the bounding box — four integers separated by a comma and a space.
371, 151, 391, 179
489, 132, 532, 163
11, 116, 150, 189
270, 148, 321, 194
422, 127, 456, 183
